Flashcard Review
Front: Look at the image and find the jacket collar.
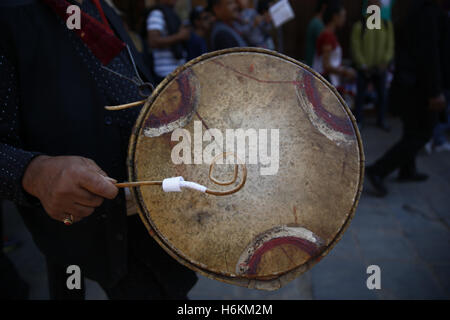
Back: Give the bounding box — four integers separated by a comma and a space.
100, 0, 153, 83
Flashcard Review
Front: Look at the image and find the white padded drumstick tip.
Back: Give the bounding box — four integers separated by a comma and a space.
180, 181, 207, 193
162, 176, 184, 192
162, 177, 207, 193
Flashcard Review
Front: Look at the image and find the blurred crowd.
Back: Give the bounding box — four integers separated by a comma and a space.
116, 0, 450, 197
130, 0, 277, 83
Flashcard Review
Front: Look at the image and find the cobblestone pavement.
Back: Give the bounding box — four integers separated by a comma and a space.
2, 117, 449, 300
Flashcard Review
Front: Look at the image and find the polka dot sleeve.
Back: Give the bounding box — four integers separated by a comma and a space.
0, 52, 42, 206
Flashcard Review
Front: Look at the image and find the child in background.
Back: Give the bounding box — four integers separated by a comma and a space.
313, 1, 356, 88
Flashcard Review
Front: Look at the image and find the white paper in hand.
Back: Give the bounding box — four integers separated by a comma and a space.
269, 0, 295, 28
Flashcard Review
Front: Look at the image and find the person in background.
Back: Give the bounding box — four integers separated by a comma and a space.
304, 0, 329, 67
363, 0, 396, 21
425, 0, 450, 154
187, 6, 213, 60
425, 105, 450, 153
366, 0, 448, 197
313, 0, 356, 88
255, 0, 276, 50
208, 0, 248, 51
351, 0, 394, 131
146, 0, 190, 83
234, 0, 274, 49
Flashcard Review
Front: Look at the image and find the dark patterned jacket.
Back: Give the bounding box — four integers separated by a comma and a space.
0, 0, 197, 293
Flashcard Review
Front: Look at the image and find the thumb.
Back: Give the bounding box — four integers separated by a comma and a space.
104, 176, 118, 184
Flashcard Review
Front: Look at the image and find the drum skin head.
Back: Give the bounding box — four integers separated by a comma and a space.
128, 48, 364, 291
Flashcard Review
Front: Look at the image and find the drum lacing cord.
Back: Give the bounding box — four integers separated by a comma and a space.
105, 99, 146, 110
114, 152, 247, 196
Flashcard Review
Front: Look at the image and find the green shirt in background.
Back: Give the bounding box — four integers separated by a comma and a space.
305, 17, 324, 67
351, 20, 394, 70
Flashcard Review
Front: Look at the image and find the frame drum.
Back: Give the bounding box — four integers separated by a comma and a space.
127, 48, 364, 291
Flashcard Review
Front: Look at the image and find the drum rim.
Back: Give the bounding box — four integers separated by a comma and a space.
127, 47, 365, 290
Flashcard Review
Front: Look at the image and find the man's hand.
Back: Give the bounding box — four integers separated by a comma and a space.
148, 26, 190, 49
22, 155, 119, 224
429, 93, 446, 112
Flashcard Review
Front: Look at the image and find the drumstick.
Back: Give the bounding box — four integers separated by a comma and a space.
111, 166, 246, 196
110, 153, 247, 196
113, 178, 245, 196
103, 177, 161, 188
114, 181, 162, 188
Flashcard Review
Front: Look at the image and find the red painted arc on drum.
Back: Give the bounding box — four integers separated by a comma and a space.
245, 236, 321, 275
144, 69, 198, 129
301, 72, 354, 136
212, 60, 353, 136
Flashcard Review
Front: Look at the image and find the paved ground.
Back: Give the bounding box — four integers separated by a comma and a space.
2, 116, 449, 300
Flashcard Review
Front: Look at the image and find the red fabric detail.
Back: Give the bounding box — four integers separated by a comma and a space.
91, 0, 113, 34
316, 30, 338, 56
42, 0, 125, 65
